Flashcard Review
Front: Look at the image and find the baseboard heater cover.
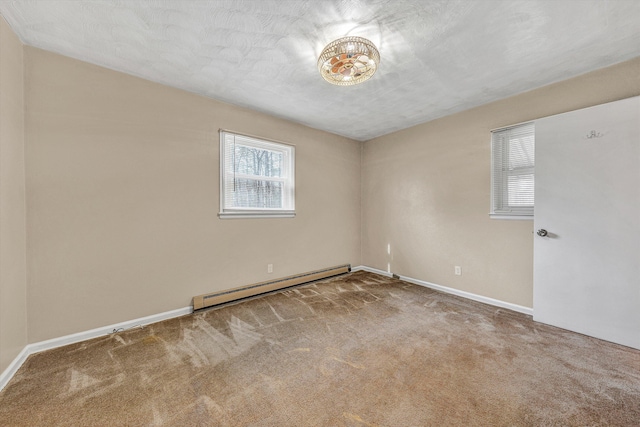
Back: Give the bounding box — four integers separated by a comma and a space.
193, 264, 351, 310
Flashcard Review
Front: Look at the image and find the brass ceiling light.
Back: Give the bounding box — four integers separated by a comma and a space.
317, 36, 380, 86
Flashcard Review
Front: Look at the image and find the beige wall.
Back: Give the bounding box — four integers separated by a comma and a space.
362, 57, 640, 309
25, 47, 361, 343
5, 25, 640, 353
0, 17, 27, 373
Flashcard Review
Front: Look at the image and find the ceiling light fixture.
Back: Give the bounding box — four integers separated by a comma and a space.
317, 36, 380, 86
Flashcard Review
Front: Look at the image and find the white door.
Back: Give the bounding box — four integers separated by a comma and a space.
533, 96, 640, 350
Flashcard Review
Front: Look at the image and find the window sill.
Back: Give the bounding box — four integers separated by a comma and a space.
218, 211, 296, 219
489, 214, 533, 220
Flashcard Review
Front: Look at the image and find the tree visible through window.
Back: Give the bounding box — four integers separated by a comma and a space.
219, 131, 295, 218
233, 145, 283, 208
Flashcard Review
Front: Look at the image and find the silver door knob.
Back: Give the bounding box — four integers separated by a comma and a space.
537, 229, 548, 237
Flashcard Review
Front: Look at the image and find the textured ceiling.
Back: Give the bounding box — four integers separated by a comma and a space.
1, 0, 639, 141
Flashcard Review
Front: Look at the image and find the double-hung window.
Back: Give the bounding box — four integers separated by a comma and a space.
219, 130, 295, 218
490, 122, 535, 219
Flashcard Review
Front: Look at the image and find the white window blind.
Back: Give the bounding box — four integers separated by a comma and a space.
219, 131, 295, 219
491, 122, 535, 218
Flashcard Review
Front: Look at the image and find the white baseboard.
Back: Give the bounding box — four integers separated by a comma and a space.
0, 306, 192, 392
0, 346, 30, 393
351, 265, 392, 277
352, 265, 533, 316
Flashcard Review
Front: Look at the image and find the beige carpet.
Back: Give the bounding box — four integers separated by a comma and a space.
1, 271, 639, 426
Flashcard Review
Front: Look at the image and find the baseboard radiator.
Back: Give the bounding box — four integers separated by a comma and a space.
193, 264, 351, 310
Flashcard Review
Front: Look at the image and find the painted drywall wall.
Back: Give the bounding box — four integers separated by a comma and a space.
25, 47, 361, 343
0, 17, 27, 373
362, 57, 640, 309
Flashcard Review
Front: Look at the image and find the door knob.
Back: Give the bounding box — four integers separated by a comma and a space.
537, 229, 548, 237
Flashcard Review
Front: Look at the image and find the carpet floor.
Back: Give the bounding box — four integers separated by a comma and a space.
1, 271, 639, 426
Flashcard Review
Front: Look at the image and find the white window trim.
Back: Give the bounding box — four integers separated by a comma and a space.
219, 130, 295, 219
490, 122, 535, 220
489, 214, 533, 220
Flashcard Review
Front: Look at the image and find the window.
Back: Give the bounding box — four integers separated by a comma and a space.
490, 122, 535, 219
219, 130, 295, 218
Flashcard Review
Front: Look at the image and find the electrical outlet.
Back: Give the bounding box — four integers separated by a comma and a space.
267, 264, 273, 273
455, 266, 462, 276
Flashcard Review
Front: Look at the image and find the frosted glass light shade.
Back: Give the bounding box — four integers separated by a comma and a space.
317, 36, 380, 86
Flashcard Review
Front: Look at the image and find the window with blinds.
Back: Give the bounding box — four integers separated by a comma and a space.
490, 122, 535, 218
219, 130, 295, 219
